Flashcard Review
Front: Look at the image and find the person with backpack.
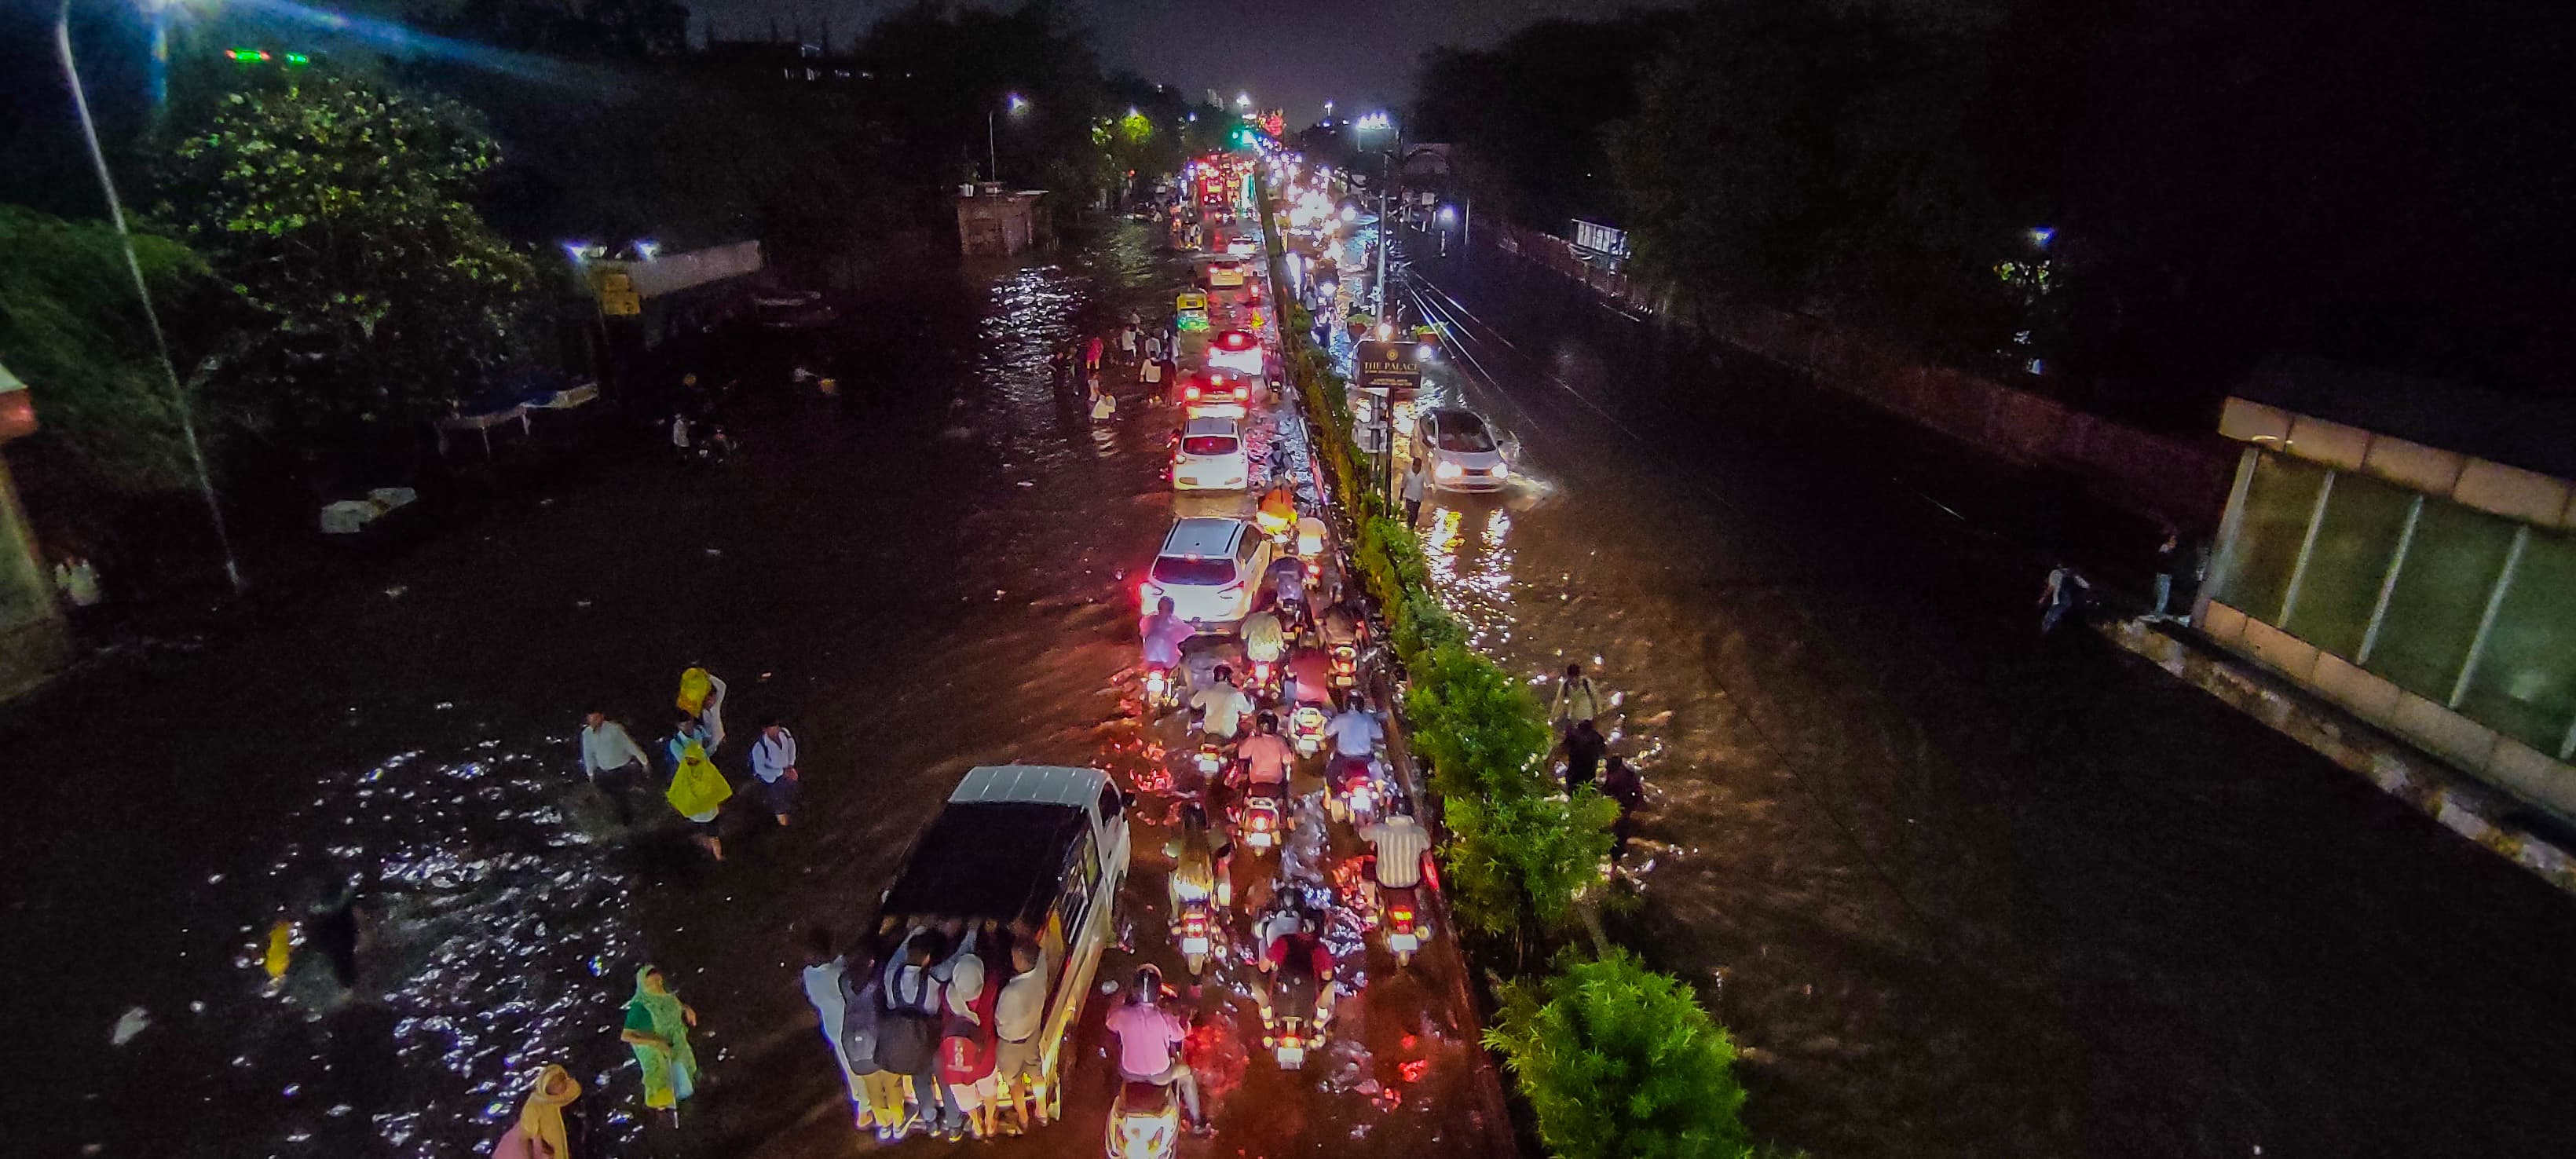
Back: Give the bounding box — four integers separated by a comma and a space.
800, 926, 875, 1133
937, 928, 1001, 1139
836, 924, 912, 1140
1548, 662, 1603, 741
876, 927, 959, 1139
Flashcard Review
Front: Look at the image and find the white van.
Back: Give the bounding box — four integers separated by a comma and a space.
877, 765, 1132, 1124
1173, 416, 1250, 492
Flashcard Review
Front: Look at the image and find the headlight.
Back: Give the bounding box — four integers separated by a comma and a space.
1491, 463, 1510, 480
1433, 461, 1463, 481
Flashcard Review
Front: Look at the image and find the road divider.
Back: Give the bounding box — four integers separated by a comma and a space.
1255, 168, 1773, 1159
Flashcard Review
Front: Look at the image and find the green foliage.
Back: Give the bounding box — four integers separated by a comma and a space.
1489, 949, 1753, 1159
0, 207, 226, 493
1445, 788, 1622, 937
159, 67, 537, 437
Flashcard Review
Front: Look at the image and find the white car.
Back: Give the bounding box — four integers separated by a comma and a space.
1173, 415, 1250, 491
1206, 259, 1246, 289
1225, 236, 1261, 258
1179, 371, 1252, 420
879, 765, 1129, 1125
1413, 407, 1509, 492
1142, 517, 1273, 631
1206, 329, 1264, 378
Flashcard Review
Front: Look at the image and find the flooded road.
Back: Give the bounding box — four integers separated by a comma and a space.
2, 222, 1497, 1159
1375, 224, 2576, 1158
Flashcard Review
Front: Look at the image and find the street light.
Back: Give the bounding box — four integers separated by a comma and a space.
54, 0, 245, 594
990, 92, 1028, 183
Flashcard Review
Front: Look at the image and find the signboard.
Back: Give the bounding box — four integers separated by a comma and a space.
595, 270, 642, 316
1356, 340, 1422, 395
1571, 219, 1630, 259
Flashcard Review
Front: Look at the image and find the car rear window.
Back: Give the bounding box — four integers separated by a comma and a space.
1181, 435, 1239, 456
1152, 556, 1239, 586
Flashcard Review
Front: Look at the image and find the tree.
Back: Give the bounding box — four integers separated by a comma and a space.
0, 206, 230, 493
1488, 949, 1753, 1159
156, 66, 536, 439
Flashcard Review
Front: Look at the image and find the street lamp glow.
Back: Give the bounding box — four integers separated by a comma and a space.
1007, 93, 1029, 113
1236, 92, 1251, 108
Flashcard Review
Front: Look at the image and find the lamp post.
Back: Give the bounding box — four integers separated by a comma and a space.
989, 92, 1027, 183
55, 0, 246, 594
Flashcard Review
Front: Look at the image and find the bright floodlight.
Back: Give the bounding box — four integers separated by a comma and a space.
1007, 93, 1029, 112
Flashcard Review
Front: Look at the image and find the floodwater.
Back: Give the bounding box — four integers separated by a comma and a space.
1369, 221, 2576, 1157
1, 223, 1498, 1159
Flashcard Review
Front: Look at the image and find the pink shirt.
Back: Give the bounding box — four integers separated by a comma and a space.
1103, 1002, 1187, 1077
1239, 734, 1293, 784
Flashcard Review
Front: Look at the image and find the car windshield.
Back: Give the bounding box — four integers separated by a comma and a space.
1152, 556, 1238, 586
1181, 435, 1239, 456
1434, 418, 1495, 453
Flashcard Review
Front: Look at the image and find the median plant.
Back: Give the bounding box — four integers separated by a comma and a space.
1488, 949, 1754, 1159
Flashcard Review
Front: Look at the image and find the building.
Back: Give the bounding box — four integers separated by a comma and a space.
954, 185, 1046, 257
2197, 366, 2576, 821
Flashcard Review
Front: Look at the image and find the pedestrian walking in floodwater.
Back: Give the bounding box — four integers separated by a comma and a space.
1601, 755, 1645, 861
492, 1064, 594, 1159
1085, 335, 1104, 372
2039, 561, 2090, 634
580, 709, 653, 824
1401, 455, 1426, 526
801, 926, 874, 1133
621, 966, 701, 1126
1549, 662, 1603, 740
748, 717, 800, 827
1564, 719, 1608, 789
666, 718, 732, 861
1118, 324, 1138, 363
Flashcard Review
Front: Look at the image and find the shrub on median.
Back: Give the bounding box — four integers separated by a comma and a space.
1488, 949, 1755, 1159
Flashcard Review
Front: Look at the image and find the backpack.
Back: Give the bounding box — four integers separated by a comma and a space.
938, 964, 999, 1085
874, 964, 942, 1074
836, 967, 882, 1076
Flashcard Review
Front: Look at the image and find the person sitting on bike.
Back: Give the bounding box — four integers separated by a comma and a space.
1241, 607, 1286, 682
1190, 665, 1255, 746
1319, 600, 1363, 651
1238, 711, 1293, 792
1257, 477, 1297, 538
1171, 803, 1235, 910
1256, 902, 1336, 1027
1282, 641, 1334, 709
1361, 797, 1431, 919
1140, 596, 1190, 676
1103, 966, 1208, 1134
1324, 693, 1384, 793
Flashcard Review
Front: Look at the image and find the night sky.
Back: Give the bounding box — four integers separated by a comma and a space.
694, 0, 1685, 126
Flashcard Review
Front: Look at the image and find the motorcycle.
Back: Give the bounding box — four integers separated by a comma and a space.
1173, 891, 1216, 976
1105, 1080, 1180, 1159
1330, 759, 1383, 828
1246, 658, 1280, 702
1238, 784, 1284, 852
1288, 704, 1329, 758
1257, 947, 1331, 1070
1378, 883, 1423, 967
1191, 742, 1227, 783
1328, 642, 1359, 690
1142, 665, 1177, 715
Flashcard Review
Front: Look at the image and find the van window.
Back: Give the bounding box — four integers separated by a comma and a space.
1181, 434, 1239, 456
1098, 783, 1125, 823
1152, 556, 1237, 586
1052, 831, 1101, 942
1235, 534, 1258, 569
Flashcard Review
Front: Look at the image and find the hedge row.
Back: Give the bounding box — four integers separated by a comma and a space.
1256, 174, 1765, 1159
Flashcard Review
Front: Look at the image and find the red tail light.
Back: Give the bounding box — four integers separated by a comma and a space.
1185, 385, 1202, 401
1183, 911, 1208, 936
1250, 811, 1274, 832
1389, 906, 1415, 930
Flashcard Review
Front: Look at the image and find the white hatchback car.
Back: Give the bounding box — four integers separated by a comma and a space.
1141, 517, 1272, 632
1413, 407, 1510, 492
1173, 416, 1250, 492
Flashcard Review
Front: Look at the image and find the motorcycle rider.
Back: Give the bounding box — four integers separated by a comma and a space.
1238, 712, 1294, 792
1323, 693, 1384, 801
1281, 640, 1334, 711
1257, 476, 1297, 538
1255, 901, 1336, 1028
1188, 666, 1255, 748
1171, 803, 1235, 912
1241, 607, 1286, 689
1361, 798, 1431, 917
1140, 597, 1191, 693
1103, 966, 1209, 1134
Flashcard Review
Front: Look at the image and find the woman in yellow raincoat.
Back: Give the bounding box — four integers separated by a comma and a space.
620, 967, 701, 1124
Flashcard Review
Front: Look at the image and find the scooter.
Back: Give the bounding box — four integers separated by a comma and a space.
1246, 659, 1280, 702
1328, 642, 1359, 690
1288, 704, 1329, 758
1238, 784, 1284, 852
1331, 760, 1383, 828
1258, 961, 1330, 1070
1105, 1080, 1180, 1159
1378, 883, 1423, 967
1191, 742, 1227, 783
1142, 665, 1177, 716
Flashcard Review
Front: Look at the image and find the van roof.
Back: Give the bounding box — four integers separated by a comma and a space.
948, 764, 1109, 808
881, 802, 1089, 924
1160, 517, 1247, 558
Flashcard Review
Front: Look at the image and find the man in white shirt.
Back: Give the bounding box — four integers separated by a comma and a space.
1362, 803, 1431, 891
1190, 667, 1254, 746
748, 718, 800, 827
991, 941, 1051, 1133
580, 709, 655, 824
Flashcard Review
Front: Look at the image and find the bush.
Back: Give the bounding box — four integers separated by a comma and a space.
1489, 949, 1753, 1159
1444, 788, 1621, 938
